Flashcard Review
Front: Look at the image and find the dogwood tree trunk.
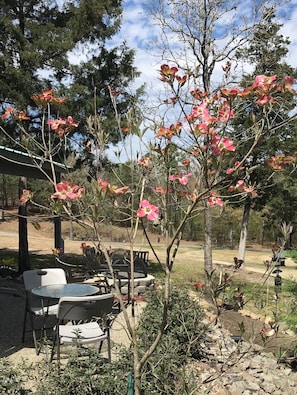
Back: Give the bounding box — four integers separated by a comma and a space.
204, 204, 213, 278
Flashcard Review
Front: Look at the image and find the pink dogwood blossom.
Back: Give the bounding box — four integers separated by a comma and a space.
47, 118, 66, 130
110, 185, 129, 195
137, 200, 159, 221
138, 157, 151, 168
218, 106, 234, 122
1, 107, 30, 121
226, 161, 244, 175
97, 178, 129, 195
1, 106, 17, 120
211, 136, 236, 155
169, 172, 192, 185
98, 178, 110, 192
31, 89, 67, 107
207, 191, 224, 207
266, 154, 296, 170
159, 64, 178, 83
19, 189, 34, 204
51, 180, 84, 200
282, 76, 295, 93
47, 116, 79, 136
252, 75, 277, 89
228, 180, 257, 197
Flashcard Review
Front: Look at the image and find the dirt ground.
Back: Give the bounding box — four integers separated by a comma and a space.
1, 214, 297, 364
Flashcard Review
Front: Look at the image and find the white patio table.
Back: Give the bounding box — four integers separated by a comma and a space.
31, 283, 99, 299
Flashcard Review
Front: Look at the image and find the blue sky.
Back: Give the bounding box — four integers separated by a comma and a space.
67, 0, 297, 93
116, 0, 297, 88
104, 0, 297, 162
65, 0, 297, 162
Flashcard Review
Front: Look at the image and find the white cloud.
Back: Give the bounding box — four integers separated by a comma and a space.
61, 0, 297, 86
279, 7, 297, 68
104, 0, 297, 162
109, 1, 161, 89
118, 1, 297, 86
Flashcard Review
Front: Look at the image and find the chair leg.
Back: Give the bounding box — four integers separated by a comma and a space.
57, 334, 61, 365
105, 328, 111, 362
22, 302, 41, 355
29, 312, 41, 355
98, 332, 111, 362
107, 335, 111, 362
22, 304, 28, 344
50, 332, 57, 362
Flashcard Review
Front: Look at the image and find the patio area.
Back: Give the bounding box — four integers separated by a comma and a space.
0, 275, 146, 364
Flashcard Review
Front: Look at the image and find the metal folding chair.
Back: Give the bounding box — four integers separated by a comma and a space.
22, 268, 67, 354
51, 293, 114, 363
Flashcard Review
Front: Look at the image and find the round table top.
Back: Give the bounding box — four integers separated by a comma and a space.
31, 283, 99, 299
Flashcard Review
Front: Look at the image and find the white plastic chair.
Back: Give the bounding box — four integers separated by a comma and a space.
22, 268, 67, 354
51, 293, 114, 363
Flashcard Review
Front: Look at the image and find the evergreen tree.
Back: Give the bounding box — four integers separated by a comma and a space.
233, 7, 297, 258
0, 0, 141, 145
0, 0, 140, 272
0, 0, 122, 105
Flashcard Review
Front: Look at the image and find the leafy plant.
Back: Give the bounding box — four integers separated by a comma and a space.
35, 352, 130, 395
0, 358, 32, 394
136, 287, 208, 393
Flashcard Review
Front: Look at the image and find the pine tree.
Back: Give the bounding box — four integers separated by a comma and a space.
0, 0, 124, 107
0, 0, 140, 272
0, 1, 141, 143
233, 7, 297, 258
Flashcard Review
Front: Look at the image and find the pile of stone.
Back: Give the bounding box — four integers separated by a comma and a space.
187, 323, 297, 394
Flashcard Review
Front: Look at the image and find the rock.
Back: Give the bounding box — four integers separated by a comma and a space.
186, 320, 297, 394
229, 381, 247, 393
285, 329, 296, 336
245, 381, 261, 391
261, 382, 276, 393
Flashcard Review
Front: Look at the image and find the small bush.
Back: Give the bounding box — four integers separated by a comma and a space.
35, 349, 132, 395
0, 358, 32, 394
283, 278, 297, 294
280, 279, 297, 330
137, 287, 208, 394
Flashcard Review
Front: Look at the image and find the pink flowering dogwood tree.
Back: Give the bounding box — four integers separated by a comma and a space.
1, 68, 296, 393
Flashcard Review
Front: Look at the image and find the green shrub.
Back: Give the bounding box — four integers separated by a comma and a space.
0, 358, 32, 394
279, 279, 297, 330
136, 287, 208, 394
35, 352, 131, 395
283, 278, 297, 294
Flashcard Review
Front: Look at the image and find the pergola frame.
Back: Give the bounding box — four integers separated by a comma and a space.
0, 145, 69, 250
0, 145, 67, 180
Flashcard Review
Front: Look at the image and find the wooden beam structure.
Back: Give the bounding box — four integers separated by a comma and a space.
0, 145, 69, 258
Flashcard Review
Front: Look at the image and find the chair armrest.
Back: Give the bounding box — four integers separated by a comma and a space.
55, 256, 84, 268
